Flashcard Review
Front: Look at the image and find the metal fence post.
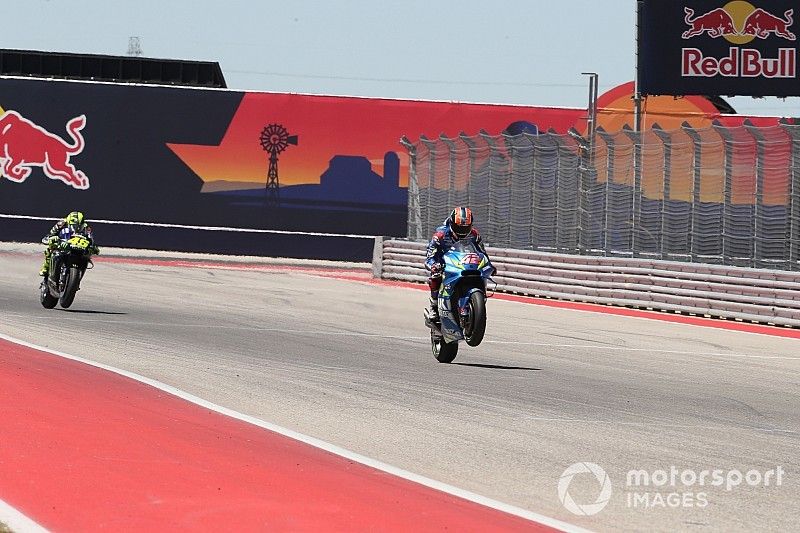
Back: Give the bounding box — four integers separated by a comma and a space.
504, 132, 536, 249
502, 131, 515, 247
400, 136, 421, 240
569, 128, 591, 254
596, 128, 615, 256
551, 131, 581, 253
681, 123, 702, 262
712, 123, 735, 265
419, 135, 439, 239
458, 132, 475, 216
479, 130, 501, 247
531, 134, 542, 250
781, 120, 800, 271
439, 134, 459, 217
652, 124, 671, 260
628, 126, 643, 257
743, 121, 765, 268
458, 133, 481, 230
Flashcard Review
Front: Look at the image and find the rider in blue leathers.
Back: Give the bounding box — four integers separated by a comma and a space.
425, 207, 492, 321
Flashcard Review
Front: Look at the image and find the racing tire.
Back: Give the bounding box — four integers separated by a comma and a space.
40, 280, 58, 309
59, 266, 81, 309
431, 332, 459, 363
464, 291, 486, 347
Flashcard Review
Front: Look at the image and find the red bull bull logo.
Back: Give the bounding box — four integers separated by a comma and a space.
681, 1, 797, 78
0, 110, 89, 190
742, 8, 795, 40
682, 7, 739, 38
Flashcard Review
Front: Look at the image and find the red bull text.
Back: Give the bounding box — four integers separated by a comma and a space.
683, 47, 795, 77
681, 3, 797, 80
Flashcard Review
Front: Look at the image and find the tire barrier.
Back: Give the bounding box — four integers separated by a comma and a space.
374, 238, 800, 327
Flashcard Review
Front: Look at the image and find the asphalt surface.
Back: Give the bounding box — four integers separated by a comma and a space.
1, 245, 798, 532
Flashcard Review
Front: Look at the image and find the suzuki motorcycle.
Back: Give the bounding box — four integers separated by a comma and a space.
40, 229, 95, 309
423, 241, 495, 363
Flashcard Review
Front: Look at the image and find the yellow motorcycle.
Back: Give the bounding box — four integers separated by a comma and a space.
40, 231, 96, 309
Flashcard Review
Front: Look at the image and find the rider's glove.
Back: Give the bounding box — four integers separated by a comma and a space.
90, 245, 100, 255
429, 263, 443, 278
47, 235, 59, 246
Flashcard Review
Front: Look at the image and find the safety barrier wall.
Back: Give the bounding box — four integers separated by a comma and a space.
374, 238, 800, 327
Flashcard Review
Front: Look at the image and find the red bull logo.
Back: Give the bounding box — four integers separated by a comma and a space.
681, 1, 797, 78
682, 7, 739, 38
0, 110, 89, 190
742, 8, 795, 40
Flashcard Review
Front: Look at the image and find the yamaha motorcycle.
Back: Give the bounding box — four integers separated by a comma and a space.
423, 241, 495, 363
40, 229, 95, 309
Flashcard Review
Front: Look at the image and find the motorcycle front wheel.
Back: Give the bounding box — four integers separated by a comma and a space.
59, 266, 81, 308
464, 291, 486, 347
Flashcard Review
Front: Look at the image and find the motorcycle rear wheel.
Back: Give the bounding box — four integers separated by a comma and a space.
431, 331, 459, 363
40, 280, 57, 309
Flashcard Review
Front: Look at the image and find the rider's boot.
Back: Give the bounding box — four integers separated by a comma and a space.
428, 293, 439, 322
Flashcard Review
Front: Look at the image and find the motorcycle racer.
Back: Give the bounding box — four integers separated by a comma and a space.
40, 211, 99, 277
425, 207, 493, 321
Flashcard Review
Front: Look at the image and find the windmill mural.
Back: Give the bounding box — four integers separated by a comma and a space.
259, 123, 298, 204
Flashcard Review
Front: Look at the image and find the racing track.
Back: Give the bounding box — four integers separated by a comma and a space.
0, 246, 798, 532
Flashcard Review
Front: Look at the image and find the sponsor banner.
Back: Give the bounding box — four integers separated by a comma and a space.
640, 0, 799, 96
0, 77, 583, 256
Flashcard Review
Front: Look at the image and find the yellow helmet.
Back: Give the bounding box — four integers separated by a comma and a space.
66, 211, 85, 226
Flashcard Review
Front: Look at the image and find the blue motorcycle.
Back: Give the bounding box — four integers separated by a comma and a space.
423, 241, 495, 363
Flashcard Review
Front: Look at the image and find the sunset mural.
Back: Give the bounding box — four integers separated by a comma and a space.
167, 85, 789, 196
166, 92, 584, 191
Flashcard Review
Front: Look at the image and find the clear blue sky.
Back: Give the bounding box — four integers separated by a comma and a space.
4, 0, 798, 116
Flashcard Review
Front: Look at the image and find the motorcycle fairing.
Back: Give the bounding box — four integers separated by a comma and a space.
437, 242, 492, 344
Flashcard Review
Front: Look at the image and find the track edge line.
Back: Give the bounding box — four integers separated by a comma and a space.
0, 498, 48, 533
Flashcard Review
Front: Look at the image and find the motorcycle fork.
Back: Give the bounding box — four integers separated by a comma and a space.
57, 260, 68, 292
47, 256, 59, 288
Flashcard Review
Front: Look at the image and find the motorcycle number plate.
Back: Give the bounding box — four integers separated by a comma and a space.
67, 235, 89, 249
463, 253, 480, 265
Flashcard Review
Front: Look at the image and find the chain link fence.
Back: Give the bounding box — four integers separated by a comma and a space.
401, 121, 800, 270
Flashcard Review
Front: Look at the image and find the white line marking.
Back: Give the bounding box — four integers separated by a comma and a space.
0, 213, 375, 239
519, 416, 798, 435
0, 332, 586, 533
484, 340, 800, 361
0, 498, 48, 533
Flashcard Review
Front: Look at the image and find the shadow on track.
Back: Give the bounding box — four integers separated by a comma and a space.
58, 309, 128, 315
451, 362, 541, 371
